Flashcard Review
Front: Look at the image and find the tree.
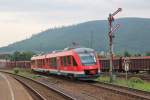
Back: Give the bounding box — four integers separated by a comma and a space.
21, 51, 35, 61
124, 51, 131, 57
145, 52, 150, 56
7, 51, 35, 61
134, 53, 141, 57
13, 51, 21, 61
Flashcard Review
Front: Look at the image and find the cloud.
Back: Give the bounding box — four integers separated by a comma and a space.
0, 0, 150, 26
110, 0, 150, 9
0, 0, 150, 13
0, 0, 86, 12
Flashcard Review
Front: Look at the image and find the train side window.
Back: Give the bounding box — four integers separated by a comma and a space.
50, 57, 57, 67
42, 59, 44, 66
35, 60, 38, 67
63, 56, 67, 66
35, 60, 37, 66
31, 60, 35, 65
37, 60, 39, 67
60, 56, 77, 67
60, 57, 64, 66
37, 60, 40, 67
48, 58, 51, 66
72, 57, 77, 66
39, 59, 42, 67
40, 59, 42, 66
67, 56, 71, 66
45, 58, 49, 66
40, 59, 43, 66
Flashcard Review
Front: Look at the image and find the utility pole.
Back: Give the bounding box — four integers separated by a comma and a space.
108, 8, 122, 82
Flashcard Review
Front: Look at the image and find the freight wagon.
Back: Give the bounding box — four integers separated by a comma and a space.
100, 56, 150, 73
0, 60, 31, 69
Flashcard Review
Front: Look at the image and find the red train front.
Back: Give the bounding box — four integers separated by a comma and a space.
31, 47, 101, 80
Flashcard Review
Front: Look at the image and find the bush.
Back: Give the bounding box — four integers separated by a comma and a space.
129, 77, 144, 84
13, 68, 19, 74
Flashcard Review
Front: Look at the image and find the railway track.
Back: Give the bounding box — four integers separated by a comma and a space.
1, 70, 150, 100
31, 72, 150, 100
0, 71, 75, 100
14, 77, 46, 100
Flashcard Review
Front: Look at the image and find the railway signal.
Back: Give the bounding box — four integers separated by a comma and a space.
108, 8, 122, 82
124, 61, 129, 81
124, 58, 130, 82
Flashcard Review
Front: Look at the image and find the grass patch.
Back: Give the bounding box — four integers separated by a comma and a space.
13, 68, 20, 74
96, 75, 150, 92
11, 68, 42, 79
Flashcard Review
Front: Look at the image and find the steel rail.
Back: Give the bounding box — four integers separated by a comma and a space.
14, 77, 46, 100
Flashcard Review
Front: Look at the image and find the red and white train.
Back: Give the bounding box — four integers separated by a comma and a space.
31, 47, 101, 80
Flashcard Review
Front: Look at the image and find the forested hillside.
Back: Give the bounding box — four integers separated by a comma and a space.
0, 18, 150, 53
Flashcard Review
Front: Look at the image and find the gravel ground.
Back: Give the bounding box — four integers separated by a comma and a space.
34, 76, 149, 100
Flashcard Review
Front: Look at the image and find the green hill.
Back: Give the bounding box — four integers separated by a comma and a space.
0, 17, 150, 53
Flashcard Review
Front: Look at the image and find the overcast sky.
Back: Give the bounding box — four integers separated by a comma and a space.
0, 0, 150, 47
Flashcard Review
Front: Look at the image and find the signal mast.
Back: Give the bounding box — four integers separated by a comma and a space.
108, 8, 122, 82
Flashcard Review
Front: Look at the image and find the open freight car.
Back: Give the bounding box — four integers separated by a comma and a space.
0, 60, 31, 69
100, 56, 150, 73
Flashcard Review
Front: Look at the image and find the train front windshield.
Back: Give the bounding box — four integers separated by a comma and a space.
79, 53, 96, 66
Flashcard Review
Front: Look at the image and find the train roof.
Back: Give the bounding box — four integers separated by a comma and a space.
46, 50, 74, 58
46, 47, 95, 58
31, 47, 95, 60
73, 47, 94, 53
31, 54, 46, 60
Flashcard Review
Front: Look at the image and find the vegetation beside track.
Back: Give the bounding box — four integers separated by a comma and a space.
96, 75, 150, 92
14, 68, 150, 93
13, 68, 47, 79
3, 68, 45, 79
2, 68, 150, 92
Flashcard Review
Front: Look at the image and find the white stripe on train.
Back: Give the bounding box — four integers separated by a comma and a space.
32, 68, 85, 74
